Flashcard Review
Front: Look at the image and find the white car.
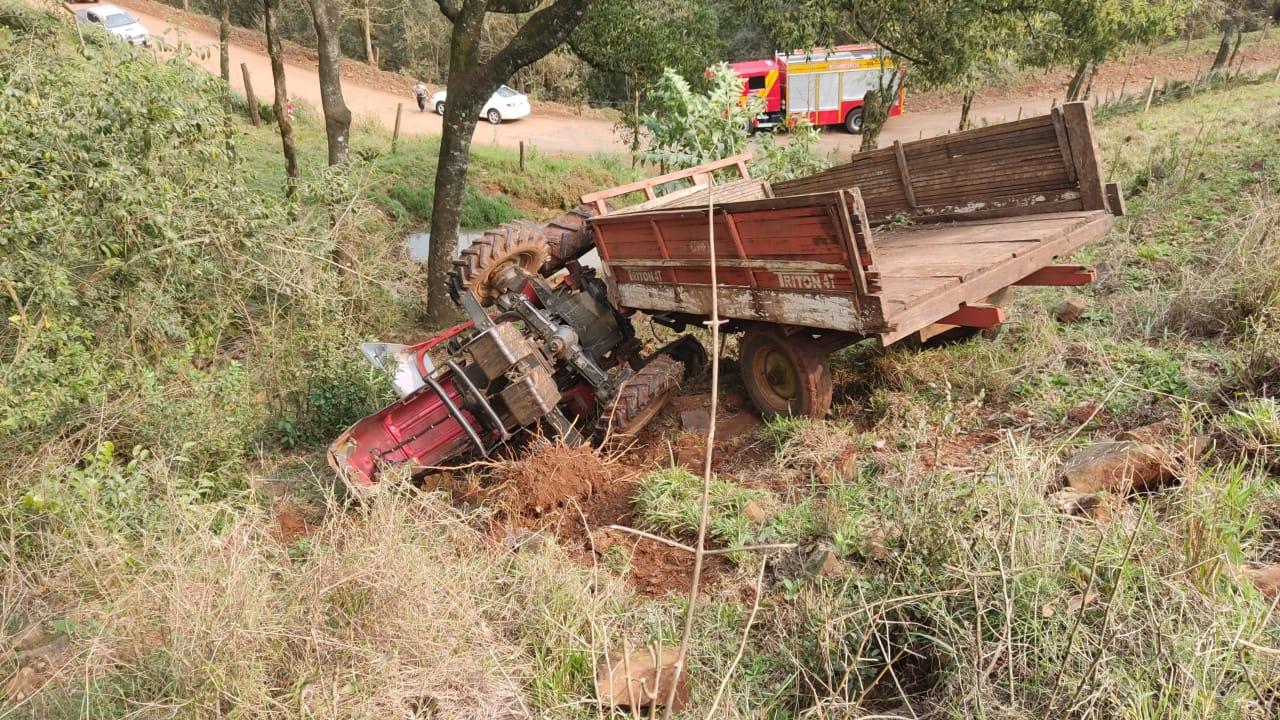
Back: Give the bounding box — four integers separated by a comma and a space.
429, 85, 531, 124
75, 4, 150, 46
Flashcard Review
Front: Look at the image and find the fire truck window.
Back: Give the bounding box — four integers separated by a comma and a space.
789, 75, 815, 112
818, 73, 840, 110
842, 71, 869, 100
746, 76, 766, 91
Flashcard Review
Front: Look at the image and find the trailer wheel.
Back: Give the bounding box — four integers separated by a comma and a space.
739, 328, 832, 419
597, 355, 685, 448
844, 109, 864, 134
450, 221, 552, 305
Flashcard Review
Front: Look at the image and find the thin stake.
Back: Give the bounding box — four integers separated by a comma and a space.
1016, 106, 1022, 120
1143, 77, 1157, 113
241, 63, 260, 126
662, 175, 723, 719
519, 140, 526, 172
391, 102, 403, 152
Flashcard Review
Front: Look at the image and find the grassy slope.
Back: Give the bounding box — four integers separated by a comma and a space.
634, 78, 1280, 717
3, 2, 1279, 717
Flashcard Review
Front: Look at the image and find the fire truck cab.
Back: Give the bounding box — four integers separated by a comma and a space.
731, 44, 905, 133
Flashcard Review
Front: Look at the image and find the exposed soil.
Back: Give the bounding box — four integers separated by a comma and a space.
272, 502, 315, 544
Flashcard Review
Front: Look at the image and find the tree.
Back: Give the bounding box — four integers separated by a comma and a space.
306, 0, 353, 166
569, 0, 722, 163
1207, 0, 1274, 74
637, 65, 761, 170
1033, 0, 1182, 100
264, 0, 300, 196
219, 0, 231, 84
423, 0, 592, 325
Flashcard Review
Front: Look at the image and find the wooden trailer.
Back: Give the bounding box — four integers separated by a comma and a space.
583, 102, 1124, 418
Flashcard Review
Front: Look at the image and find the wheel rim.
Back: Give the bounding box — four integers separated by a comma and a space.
488, 110, 501, 124
756, 347, 798, 405
436, 103, 444, 115
850, 114, 863, 132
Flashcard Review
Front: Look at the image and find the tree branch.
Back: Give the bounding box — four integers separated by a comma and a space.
481, 0, 591, 82
486, 0, 542, 12
435, 0, 462, 22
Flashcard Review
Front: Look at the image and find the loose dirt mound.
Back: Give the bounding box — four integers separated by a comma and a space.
491, 441, 612, 519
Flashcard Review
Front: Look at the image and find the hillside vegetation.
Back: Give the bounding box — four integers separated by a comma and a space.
2, 3, 1279, 719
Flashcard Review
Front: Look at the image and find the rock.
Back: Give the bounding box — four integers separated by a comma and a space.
1048, 487, 1121, 521
1055, 296, 1089, 323
1065, 591, 1100, 612
742, 501, 771, 525
810, 547, 844, 577
1060, 440, 1175, 494
1243, 564, 1280, 599
679, 409, 710, 432
1114, 421, 1176, 445
595, 646, 688, 711
1066, 399, 1104, 425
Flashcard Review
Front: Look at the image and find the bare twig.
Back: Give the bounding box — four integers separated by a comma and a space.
662, 176, 723, 717
703, 557, 768, 719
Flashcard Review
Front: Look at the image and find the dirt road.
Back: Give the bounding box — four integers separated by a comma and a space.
74, 0, 1280, 160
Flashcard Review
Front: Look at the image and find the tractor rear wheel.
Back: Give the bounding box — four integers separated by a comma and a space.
597, 355, 684, 448
450, 221, 551, 305
739, 328, 832, 419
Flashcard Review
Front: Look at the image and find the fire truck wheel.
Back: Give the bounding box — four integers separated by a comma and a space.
450, 221, 552, 306
597, 355, 685, 449
844, 109, 864, 134
739, 328, 832, 419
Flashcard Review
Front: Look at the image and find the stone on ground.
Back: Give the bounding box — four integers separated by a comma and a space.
595, 646, 688, 711
1243, 564, 1280, 599
1060, 440, 1175, 493
1055, 296, 1089, 322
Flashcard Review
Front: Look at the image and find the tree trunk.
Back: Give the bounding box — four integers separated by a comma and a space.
1227, 28, 1244, 70
858, 87, 890, 152
362, 1, 376, 65
1066, 60, 1090, 101
1081, 63, 1099, 101
264, 0, 299, 197
1211, 23, 1235, 73
958, 89, 975, 131
425, 4, 489, 325
307, 0, 353, 166
218, 0, 230, 84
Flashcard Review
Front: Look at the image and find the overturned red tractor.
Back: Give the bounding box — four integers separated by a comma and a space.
331, 104, 1123, 496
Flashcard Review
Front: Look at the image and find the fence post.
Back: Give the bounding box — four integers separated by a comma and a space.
519, 140, 525, 172
392, 103, 403, 152
1143, 77, 1157, 113
240, 63, 260, 126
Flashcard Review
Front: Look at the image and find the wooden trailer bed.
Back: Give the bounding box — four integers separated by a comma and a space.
585, 102, 1123, 348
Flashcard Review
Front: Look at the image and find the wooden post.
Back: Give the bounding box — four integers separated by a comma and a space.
1274, 64, 1280, 83
1061, 102, 1107, 211
241, 63, 260, 126
519, 140, 526, 172
1142, 77, 1157, 113
391, 102, 403, 152
891, 140, 917, 209
1016, 106, 1023, 120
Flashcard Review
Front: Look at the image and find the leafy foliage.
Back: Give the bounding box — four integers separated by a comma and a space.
638, 65, 830, 179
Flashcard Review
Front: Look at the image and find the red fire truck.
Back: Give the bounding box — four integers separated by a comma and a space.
731, 44, 905, 134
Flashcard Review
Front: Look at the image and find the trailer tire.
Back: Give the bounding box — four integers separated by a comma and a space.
450, 221, 552, 306
597, 355, 684, 449
844, 109, 864, 134
739, 328, 832, 419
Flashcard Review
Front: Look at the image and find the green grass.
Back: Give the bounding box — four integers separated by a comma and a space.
5, 2, 1280, 717
235, 103, 634, 230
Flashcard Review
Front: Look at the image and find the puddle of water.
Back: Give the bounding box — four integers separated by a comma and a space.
405, 229, 485, 263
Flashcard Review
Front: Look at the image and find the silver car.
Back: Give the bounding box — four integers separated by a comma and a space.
75, 4, 150, 47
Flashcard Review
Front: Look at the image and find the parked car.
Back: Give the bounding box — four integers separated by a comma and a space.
429, 85, 531, 124
75, 5, 150, 47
